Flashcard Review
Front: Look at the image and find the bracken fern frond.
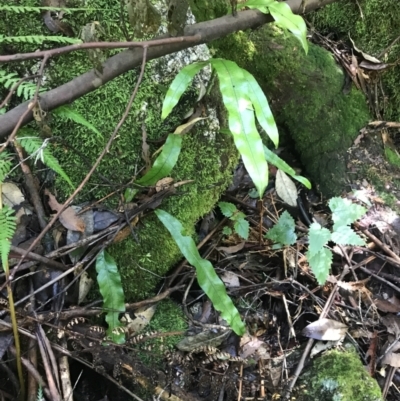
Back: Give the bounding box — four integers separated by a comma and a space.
0, 69, 46, 101
0, 152, 12, 183
0, 35, 82, 45
0, 205, 16, 268
17, 133, 75, 189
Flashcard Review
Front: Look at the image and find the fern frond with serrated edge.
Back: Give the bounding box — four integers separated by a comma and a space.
0, 205, 16, 268
1, 36, 82, 45
0, 152, 12, 183
17, 135, 75, 189
0, 5, 90, 13
54, 105, 103, 139
0, 69, 46, 101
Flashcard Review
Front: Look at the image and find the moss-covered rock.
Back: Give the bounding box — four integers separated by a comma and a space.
189, 0, 371, 196
1, 1, 238, 301
296, 346, 383, 401
310, 0, 400, 123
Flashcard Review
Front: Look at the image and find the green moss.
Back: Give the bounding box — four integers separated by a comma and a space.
310, 0, 400, 123
385, 147, 400, 167
297, 347, 383, 401
1, 0, 239, 301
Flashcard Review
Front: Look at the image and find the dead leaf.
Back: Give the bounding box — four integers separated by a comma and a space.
381, 315, 400, 337
2, 182, 25, 207
382, 337, 400, 367
302, 318, 348, 341
275, 170, 297, 207
221, 271, 240, 288
173, 117, 207, 135
123, 305, 157, 335
239, 332, 270, 360
78, 271, 93, 304
373, 297, 400, 313
216, 242, 245, 254
45, 189, 85, 232
155, 177, 174, 192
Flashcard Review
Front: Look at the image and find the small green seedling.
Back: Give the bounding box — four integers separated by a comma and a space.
265, 197, 367, 284
218, 201, 250, 240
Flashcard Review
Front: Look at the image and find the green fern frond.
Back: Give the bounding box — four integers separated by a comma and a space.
0, 35, 82, 45
0, 205, 16, 269
0, 152, 13, 183
0, 5, 89, 13
0, 70, 46, 101
16, 134, 75, 189
54, 105, 103, 139
36, 386, 44, 401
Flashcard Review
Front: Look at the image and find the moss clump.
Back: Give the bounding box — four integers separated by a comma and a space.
310, 0, 400, 123
297, 347, 383, 401
385, 147, 400, 167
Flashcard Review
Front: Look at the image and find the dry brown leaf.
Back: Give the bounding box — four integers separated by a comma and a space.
373, 298, 400, 313
302, 318, 348, 341
155, 177, 174, 192
45, 189, 85, 232
382, 338, 400, 367
216, 242, 245, 254
220, 271, 240, 288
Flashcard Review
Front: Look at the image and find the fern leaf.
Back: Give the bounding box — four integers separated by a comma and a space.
17, 135, 75, 189
0, 205, 16, 269
0, 152, 12, 183
0, 69, 45, 101
54, 105, 103, 139
0, 36, 82, 45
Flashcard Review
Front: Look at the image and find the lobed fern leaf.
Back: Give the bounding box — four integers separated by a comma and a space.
16, 134, 75, 189
0, 152, 12, 183
0, 70, 46, 101
0, 205, 16, 269
0, 35, 82, 45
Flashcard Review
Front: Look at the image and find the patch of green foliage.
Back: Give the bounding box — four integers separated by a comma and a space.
266, 198, 366, 284
297, 346, 383, 401
219, 201, 249, 240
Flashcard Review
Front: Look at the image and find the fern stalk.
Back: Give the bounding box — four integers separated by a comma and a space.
0, 184, 25, 400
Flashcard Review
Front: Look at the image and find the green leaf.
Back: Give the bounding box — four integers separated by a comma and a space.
54, 105, 103, 139
0, 205, 16, 269
155, 210, 245, 335
265, 210, 297, 246
16, 133, 75, 189
211, 59, 269, 196
124, 187, 139, 203
267, 2, 308, 54
241, 69, 279, 147
329, 197, 366, 231
238, 0, 274, 12
306, 247, 332, 284
95, 250, 126, 344
137, 134, 182, 186
0, 152, 12, 183
222, 226, 233, 236
219, 201, 237, 218
234, 218, 249, 240
331, 226, 365, 246
161, 61, 209, 119
307, 222, 331, 257
263, 146, 311, 188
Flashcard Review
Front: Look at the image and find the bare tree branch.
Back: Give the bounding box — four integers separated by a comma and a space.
0, 0, 338, 138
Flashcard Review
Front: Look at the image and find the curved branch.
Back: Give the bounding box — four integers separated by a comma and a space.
0, 0, 338, 138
